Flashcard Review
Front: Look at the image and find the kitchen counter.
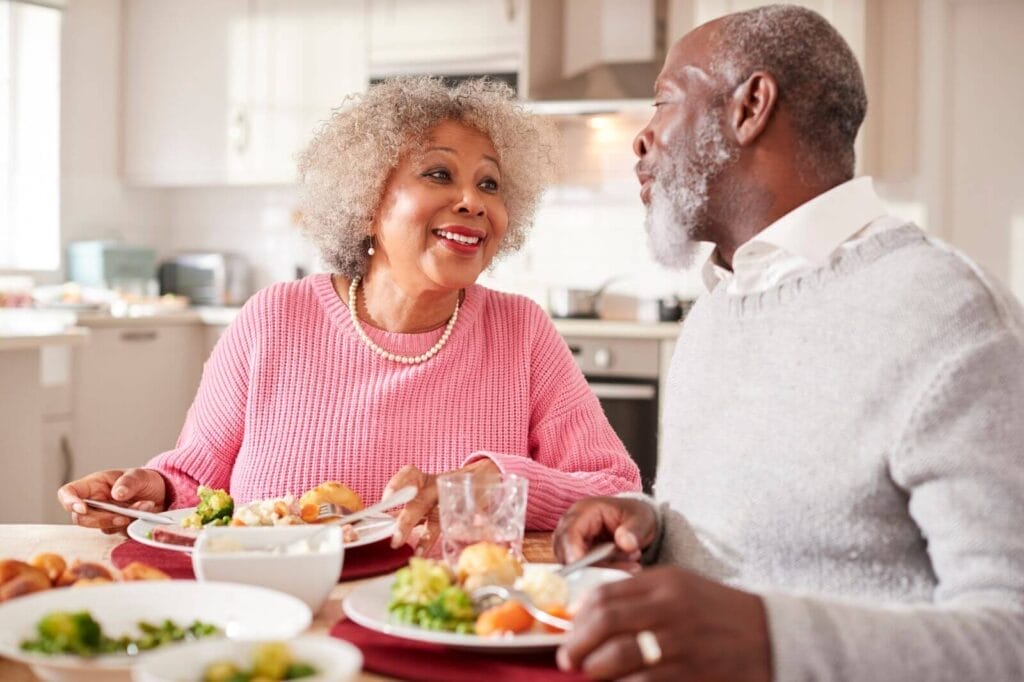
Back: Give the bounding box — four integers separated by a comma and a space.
9, 306, 686, 340
75, 307, 686, 340
552, 318, 682, 340
0, 328, 88, 351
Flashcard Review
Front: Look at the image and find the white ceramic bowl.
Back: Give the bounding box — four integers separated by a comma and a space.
131, 634, 362, 682
0, 581, 312, 682
192, 525, 343, 613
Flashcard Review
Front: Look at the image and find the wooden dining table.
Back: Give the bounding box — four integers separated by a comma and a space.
0, 524, 558, 682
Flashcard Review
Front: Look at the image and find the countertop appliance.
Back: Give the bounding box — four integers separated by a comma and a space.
564, 335, 660, 492
66, 241, 156, 292
158, 252, 250, 306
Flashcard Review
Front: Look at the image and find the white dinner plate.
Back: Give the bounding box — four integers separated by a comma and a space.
342, 563, 630, 653
127, 508, 397, 554
0, 580, 311, 682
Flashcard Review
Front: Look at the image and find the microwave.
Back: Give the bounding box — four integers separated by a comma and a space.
158, 253, 250, 306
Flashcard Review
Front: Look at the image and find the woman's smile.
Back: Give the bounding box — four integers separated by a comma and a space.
432, 225, 486, 254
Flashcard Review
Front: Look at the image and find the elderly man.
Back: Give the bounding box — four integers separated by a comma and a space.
554, 5, 1024, 681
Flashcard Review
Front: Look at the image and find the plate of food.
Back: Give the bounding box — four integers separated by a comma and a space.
127, 482, 397, 554
0, 581, 311, 682
342, 542, 629, 653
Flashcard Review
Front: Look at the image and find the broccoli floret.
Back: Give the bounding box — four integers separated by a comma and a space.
196, 486, 234, 524
426, 586, 474, 623
284, 662, 317, 679
22, 611, 103, 656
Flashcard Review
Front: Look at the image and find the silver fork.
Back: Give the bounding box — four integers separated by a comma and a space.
315, 485, 417, 524
470, 584, 573, 631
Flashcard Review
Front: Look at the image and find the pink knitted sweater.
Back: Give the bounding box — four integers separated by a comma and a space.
147, 274, 640, 529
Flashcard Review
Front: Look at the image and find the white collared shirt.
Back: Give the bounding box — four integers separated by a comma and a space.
702, 177, 906, 295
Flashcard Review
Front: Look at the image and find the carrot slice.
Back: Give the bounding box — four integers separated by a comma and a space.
475, 600, 534, 636
540, 606, 573, 630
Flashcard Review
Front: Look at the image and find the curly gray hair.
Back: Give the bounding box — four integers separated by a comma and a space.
296, 76, 557, 278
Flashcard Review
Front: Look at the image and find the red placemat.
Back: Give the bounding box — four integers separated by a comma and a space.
111, 540, 194, 578
340, 540, 414, 580
330, 619, 586, 682
111, 539, 414, 581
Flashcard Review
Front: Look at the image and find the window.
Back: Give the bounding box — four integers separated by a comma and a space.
0, 0, 61, 271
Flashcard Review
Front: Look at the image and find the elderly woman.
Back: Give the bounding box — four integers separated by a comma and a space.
58, 77, 641, 550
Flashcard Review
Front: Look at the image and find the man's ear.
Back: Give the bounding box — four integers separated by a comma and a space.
729, 71, 778, 146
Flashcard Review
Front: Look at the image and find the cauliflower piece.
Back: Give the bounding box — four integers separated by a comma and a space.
456, 542, 522, 592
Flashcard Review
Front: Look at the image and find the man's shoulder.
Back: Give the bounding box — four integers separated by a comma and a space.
872, 231, 1021, 331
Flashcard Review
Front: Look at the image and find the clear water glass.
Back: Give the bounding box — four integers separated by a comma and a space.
436, 472, 528, 568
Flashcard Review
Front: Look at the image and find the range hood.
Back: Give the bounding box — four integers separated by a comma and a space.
366, 0, 664, 115
521, 0, 664, 114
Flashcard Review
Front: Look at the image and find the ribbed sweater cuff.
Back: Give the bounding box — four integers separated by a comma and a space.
463, 451, 564, 529
148, 444, 235, 510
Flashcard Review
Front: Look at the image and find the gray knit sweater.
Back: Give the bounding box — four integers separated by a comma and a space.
651, 225, 1024, 680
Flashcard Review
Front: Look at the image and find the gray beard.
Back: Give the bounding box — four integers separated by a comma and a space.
644, 109, 737, 269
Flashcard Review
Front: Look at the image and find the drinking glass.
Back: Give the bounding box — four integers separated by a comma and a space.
436, 472, 528, 568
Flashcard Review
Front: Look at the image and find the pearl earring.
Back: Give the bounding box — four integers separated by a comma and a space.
367, 236, 376, 256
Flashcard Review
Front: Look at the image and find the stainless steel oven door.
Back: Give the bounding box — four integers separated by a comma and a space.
588, 378, 659, 493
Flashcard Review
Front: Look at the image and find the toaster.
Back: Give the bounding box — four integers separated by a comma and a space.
158, 252, 250, 306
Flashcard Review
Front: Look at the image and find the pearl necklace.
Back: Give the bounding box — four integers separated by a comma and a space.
348, 276, 459, 364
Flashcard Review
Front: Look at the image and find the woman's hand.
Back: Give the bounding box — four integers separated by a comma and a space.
383, 458, 500, 553
57, 468, 167, 534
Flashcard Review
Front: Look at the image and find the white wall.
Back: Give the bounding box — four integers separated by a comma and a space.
944, 1, 1024, 295
60, 0, 165, 275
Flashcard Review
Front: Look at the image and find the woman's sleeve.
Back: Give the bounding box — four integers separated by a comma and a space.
145, 299, 258, 508
464, 307, 641, 529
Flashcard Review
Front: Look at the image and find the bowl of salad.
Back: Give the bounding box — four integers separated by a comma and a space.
132, 636, 362, 682
0, 581, 312, 681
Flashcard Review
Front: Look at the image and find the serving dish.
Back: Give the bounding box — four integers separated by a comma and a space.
0, 581, 311, 682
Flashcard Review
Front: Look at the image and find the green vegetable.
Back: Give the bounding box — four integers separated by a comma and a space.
19, 611, 220, 658
202, 642, 317, 681
426, 586, 474, 622
389, 558, 452, 606
388, 559, 476, 632
251, 641, 291, 679
20, 611, 102, 656
181, 486, 234, 528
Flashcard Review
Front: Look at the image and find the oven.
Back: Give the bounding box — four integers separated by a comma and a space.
563, 336, 660, 493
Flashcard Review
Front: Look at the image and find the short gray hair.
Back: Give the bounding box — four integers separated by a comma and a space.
711, 4, 867, 183
297, 77, 557, 278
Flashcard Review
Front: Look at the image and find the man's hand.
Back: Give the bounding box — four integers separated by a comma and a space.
557, 565, 772, 681
554, 496, 659, 570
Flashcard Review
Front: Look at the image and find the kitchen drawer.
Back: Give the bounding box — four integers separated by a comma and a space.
71, 324, 206, 475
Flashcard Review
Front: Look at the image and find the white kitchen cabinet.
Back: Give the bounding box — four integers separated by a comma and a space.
0, 337, 83, 524
368, 0, 523, 74
71, 323, 206, 476
123, 0, 368, 186
0, 349, 45, 523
